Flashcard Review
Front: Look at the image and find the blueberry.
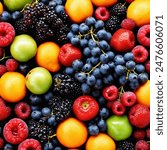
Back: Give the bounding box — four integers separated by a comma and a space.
88, 125, 99, 135
48, 1, 57, 8
79, 23, 89, 34
88, 39, 97, 49
44, 91, 53, 102
71, 24, 79, 33
55, 0, 63, 5
54, 147, 62, 150
75, 72, 87, 83
103, 74, 113, 84
82, 63, 92, 72
41, 0, 49, 4
99, 40, 109, 50
31, 110, 42, 120
81, 83, 91, 94
91, 47, 101, 56
126, 60, 136, 70
70, 36, 80, 45
97, 29, 108, 40
91, 90, 100, 98
97, 119, 107, 132
64, 67, 74, 75
107, 51, 115, 60
128, 73, 138, 81
55, 5, 64, 14
97, 96, 106, 105
138, 73, 148, 84
108, 62, 115, 69
86, 75, 96, 86
124, 52, 134, 61
119, 75, 127, 85
44, 142, 54, 150
100, 53, 109, 64
72, 60, 83, 71
80, 39, 88, 47
1, 11, 12, 21
135, 64, 145, 73
83, 47, 91, 56
31, 106, 40, 111
42, 107, 51, 117
114, 55, 125, 65
12, 11, 22, 20
51, 139, 58, 146
67, 31, 74, 40
90, 57, 99, 65
86, 58, 92, 64
29, 94, 42, 105
85, 17, 96, 26
100, 107, 109, 119
48, 115, 57, 126
95, 20, 104, 29
129, 79, 140, 90
106, 32, 112, 41
115, 65, 126, 76
94, 79, 103, 90
93, 68, 102, 78
4, 144, 13, 150
19, 63, 30, 75
100, 64, 110, 75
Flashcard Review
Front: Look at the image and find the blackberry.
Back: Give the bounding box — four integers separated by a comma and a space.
48, 96, 73, 123
105, 15, 121, 33
53, 74, 82, 99
59, 12, 71, 25
110, 3, 127, 16
28, 118, 55, 144
14, 19, 28, 34
117, 140, 135, 150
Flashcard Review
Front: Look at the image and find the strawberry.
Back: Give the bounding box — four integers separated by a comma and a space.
0, 98, 11, 121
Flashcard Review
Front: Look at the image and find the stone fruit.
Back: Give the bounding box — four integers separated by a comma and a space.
106, 115, 132, 141
91, 0, 117, 7
26, 67, 52, 95
0, 2, 3, 15
10, 34, 37, 62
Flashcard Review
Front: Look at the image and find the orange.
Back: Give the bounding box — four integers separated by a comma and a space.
36, 42, 61, 73
0, 72, 26, 103
56, 118, 88, 148
65, 0, 93, 23
86, 133, 116, 150
91, 0, 117, 7
127, 0, 150, 26
135, 80, 150, 107
0, 2, 3, 15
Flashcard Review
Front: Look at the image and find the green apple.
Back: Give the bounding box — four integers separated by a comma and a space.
106, 115, 132, 141
26, 67, 52, 94
3, 0, 33, 12
10, 34, 37, 62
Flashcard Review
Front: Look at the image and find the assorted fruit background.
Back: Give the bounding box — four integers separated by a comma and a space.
0, 0, 150, 149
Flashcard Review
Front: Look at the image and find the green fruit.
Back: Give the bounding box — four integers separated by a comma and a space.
26, 67, 52, 94
106, 115, 132, 141
3, 0, 32, 11
10, 34, 37, 62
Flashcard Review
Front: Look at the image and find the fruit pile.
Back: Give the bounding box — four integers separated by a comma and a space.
0, 0, 150, 149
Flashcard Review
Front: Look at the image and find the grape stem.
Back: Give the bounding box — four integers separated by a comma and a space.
85, 62, 102, 76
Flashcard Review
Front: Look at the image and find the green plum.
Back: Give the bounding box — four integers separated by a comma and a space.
106, 115, 132, 141
26, 67, 52, 95
10, 34, 37, 62
3, 0, 32, 11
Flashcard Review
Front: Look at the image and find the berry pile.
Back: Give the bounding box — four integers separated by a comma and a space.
0, 0, 150, 149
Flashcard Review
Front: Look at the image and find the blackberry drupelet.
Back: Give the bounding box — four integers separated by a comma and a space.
105, 15, 121, 33
59, 12, 72, 25
116, 140, 135, 150
53, 74, 82, 99
48, 96, 73, 123
110, 3, 127, 17
14, 19, 28, 34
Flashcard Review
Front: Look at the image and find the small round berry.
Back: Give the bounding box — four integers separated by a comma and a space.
0, 138, 4, 149
121, 18, 136, 31
120, 92, 137, 107
103, 85, 118, 101
5, 59, 19, 71
0, 65, 7, 76
111, 101, 126, 116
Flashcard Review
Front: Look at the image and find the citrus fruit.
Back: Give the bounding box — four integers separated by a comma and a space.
91, 0, 117, 7
86, 133, 116, 150
127, 0, 150, 26
0, 2, 3, 15
0, 72, 26, 103
65, 0, 93, 23
135, 80, 150, 107
36, 42, 61, 73
56, 118, 88, 148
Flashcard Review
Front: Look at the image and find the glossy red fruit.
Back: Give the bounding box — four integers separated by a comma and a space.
3, 118, 28, 144
59, 43, 82, 66
145, 60, 150, 73
133, 129, 146, 140
135, 140, 150, 150
120, 91, 136, 107
5, 58, 19, 71
0, 22, 15, 47
146, 128, 150, 139
95, 7, 110, 21
0, 138, 4, 149
14, 102, 31, 119
103, 85, 118, 101
110, 28, 135, 52
0, 98, 11, 121
73, 95, 99, 121
18, 139, 42, 150
121, 18, 136, 31
132, 45, 148, 63
137, 25, 150, 47
111, 101, 126, 116
129, 104, 150, 128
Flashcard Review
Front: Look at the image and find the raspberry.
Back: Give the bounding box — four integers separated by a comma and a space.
135, 140, 150, 150
0, 98, 11, 121
0, 65, 7, 76
121, 18, 136, 31
133, 129, 146, 140
18, 139, 42, 150
14, 102, 31, 119
3, 118, 28, 144
0, 22, 15, 47
0, 138, 4, 149
5, 58, 19, 71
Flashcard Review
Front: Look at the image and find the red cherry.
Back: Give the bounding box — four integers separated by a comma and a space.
103, 85, 118, 101
120, 91, 136, 107
133, 129, 146, 140
111, 101, 126, 116
95, 7, 110, 21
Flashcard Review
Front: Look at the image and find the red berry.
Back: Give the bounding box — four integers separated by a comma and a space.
59, 43, 82, 66
14, 102, 31, 119
3, 118, 28, 144
120, 91, 136, 107
0, 65, 7, 76
0, 98, 11, 121
103, 85, 118, 101
133, 129, 146, 140
132, 45, 149, 63
111, 101, 126, 116
95, 7, 110, 21
73, 95, 99, 121
129, 104, 150, 128
18, 139, 42, 150
146, 128, 150, 139
137, 25, 150, 47
145, 61, 150, 74
0, 22, 15, 47
0, 47, 4, 59
0, 138, 4, 149
110, 28, 135, 52
121, 18, 136, 31
135, 140, 149, 150
5, 58, 19, 71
